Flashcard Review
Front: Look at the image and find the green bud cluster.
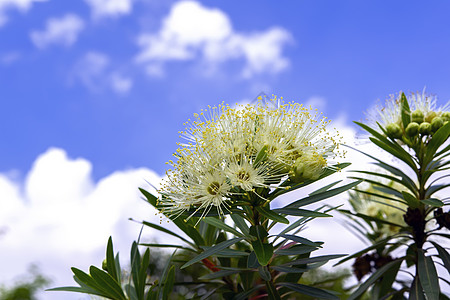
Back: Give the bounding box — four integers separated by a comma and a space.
385, 110, 449, 141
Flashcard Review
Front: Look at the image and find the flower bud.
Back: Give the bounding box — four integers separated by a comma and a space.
431, 116, 444, 132
302, 154, 326, 180
418, 122, 431, 135
425, 111, 437, 123
405, 122, 419, 137
442, 112, 450, 122
290, 153, 326, 182
411, 110, 424, 124
102, 259, 108, 271
386, 123, 402, 139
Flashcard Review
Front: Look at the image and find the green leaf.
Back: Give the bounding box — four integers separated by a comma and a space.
258, 266, 271, 281
277, 282, 339, 300
247, 251, 260, 269
309, 180, 342, 195
158, 250, 176, 300
417, 249, 440, 300
344, 144, 417, 191
335, 236, 394, 266
277, 234, 322, 248
139, 188, 158, 206
256, 205, 289, 224
402, 191, 420, 208
199, 269, 241, 280
89, 266, 127, 300
378, 256, 402, 297
234, 284, 265, 300
351, 170, 418, 194
46, 286, 109, 298
139, 243, 195, 252
255, 145, 268, 165
162, 265, 175, 300
421, 198, 444, 207
271, 265, 310, 273
142, 221, 193, 247
280, 254, 346, 266
409, 277, 425, 300
105, 237, 119, 283
284, 180, 361, 209
231, 213, 250, 236
181, 237, 244, 269
430, 242, 450, 276
203, 217, 244, 237
273, 208, 331, 217
348, 259, 403, 300
265, 280, 281, 300
71, 267, 106, 295
401, 92, 411, 129
252, 242, 273, 266
269, 163, 351, 199
275, 244, 318, 256
424, 121, 450, 166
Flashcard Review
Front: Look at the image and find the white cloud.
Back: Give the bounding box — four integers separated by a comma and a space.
0, 0, 47, 27
30, 14, 85, 49
0, 148, 166, 300
84, 0, 132, 19
72, 51, 133, 94
135, 0, 293, 78
110, 72, 133, 93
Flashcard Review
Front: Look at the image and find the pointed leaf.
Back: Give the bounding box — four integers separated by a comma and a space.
256, 206, 289, 224
203, 217, 244, 237
181, 237, 244, 269
402, 191, 420, 208
273, 208, 331, 217
430, 242, 450, 276
409, 277, 425, 300
348, 259, 403, 300
258, 266, 271, 281
89, 266, 127, 300
401, 92, 411, 129
162, 265, 175, 300
277, 282, 339, 300
106, 237, 119, 282
284, 180, 361, 209
421, 198, 444, 207
266, 280, 281, 299
231, 213, 250, 236
277, 234, 322, 247
417, 250, 440, 300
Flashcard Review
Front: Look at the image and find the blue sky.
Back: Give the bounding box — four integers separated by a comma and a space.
1, 1, 450, 298
2, 0, 450, 180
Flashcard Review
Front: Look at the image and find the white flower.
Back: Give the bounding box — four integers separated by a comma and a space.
159, 95, 341, 220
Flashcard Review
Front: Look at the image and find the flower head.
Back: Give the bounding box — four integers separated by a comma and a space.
159, 95, 342, 221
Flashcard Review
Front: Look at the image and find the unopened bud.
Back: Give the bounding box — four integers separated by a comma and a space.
411, 110, 424, 124
386, 123, 402, 139
431, 117, 444, 132
425, 111, 437, 123
419, 122, 431, 135
405, 122, 419, 137
442, 112, 450, 122
102, 259, 108, 271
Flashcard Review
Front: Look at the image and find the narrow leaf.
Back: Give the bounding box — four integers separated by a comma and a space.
348, 259, 403, 300
409, 277, 425, 300
284, 180, 361, 209
181, 237, 244, 269
430, 242, 450, 276
256, 206, 289, 224
277, 282, 339, 300
277, 234, 321, 247
265, 280, 281, 300
273, 208, 332, 218
402, 191, 420, 208
417, 250, 440, 300
89, 266, 127, 300
421, 198, 444, 207
203, 217, 244, 237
